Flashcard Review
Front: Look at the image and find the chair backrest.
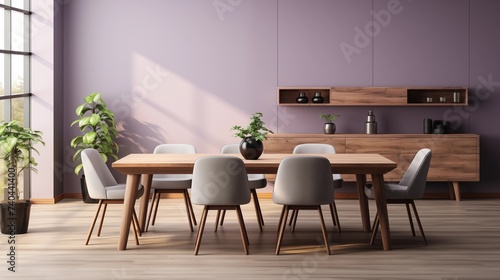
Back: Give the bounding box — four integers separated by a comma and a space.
220, 143, 239, 154
273, 156, 335, 205
81, 148, 118, 199
293, 143, 336, 154
399, 148, 432, 199
153, 144, 196, 180
293, 143, 341, 180
220, 144, 265, 181
191, 156, 251, 206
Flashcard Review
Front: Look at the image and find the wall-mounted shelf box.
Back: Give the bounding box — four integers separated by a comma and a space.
278, 87, 468, 106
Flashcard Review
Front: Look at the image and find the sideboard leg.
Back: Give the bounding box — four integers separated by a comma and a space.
449, 182, 461, 201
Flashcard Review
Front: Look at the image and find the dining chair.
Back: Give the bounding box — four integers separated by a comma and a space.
146, 144, 197, 232
81, 148, 144, 245
273, 156, 335, 255
292, 143, 343, 232
191, 156, 251, 255
365, 148, 432, 245
216, 144, 266, 231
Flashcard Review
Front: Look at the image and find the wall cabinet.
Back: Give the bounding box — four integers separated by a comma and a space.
264, 134, 480, 201
277, 87, 468, 106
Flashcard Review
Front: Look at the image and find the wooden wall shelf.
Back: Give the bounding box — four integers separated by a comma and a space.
277, 87, 468, 106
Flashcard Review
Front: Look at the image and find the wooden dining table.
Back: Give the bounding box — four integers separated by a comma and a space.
112, 153, 397, 251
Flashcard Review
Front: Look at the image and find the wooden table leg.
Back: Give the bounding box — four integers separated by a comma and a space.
371, 173, 392, 251
139, 174, 153, 230
118, 174, 140, 251
355, 174, 370, 232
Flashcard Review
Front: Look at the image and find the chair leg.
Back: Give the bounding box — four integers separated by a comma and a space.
132, 209, 142, 236
276, 205, 289, 255
288, 209, 296, 226
219, 210, 226, 226
370, 212, 380, 246
85, 200, 103, 245
291, 208, 299, 232
277, 205, 286, 233
405, 202, 416, 236
318, 206, 331, 255
97, 203, 108, 237
214, 210, 221, 232
251, 189, 264, 231
184, 189, 197, 225
330, 201, 341, 233
182, 190, 194, 232
236, 205, 250, 255
145, 192, 157, 232
410, 201, 427, 245
194, 206, 209, 255
131, 210, 140, 245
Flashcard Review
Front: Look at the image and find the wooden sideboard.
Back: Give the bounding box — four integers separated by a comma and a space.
264, 134, 480, 201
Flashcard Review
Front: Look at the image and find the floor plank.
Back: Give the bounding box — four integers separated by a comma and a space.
0, 198, 499, 279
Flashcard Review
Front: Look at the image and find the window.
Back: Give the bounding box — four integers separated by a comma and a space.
1, 0, 31, 200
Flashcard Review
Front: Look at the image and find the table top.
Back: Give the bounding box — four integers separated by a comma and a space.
112, 153, 397, 175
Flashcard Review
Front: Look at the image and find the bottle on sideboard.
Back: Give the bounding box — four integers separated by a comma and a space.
365, 110, 377, 134
296, 92, 308, 103
424, 118, 433, 134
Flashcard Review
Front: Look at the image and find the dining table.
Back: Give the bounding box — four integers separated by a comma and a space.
112, 153, 397, 251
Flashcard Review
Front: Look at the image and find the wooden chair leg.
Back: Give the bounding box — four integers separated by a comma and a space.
185, 190, 197, 225
194, 206, 209, 255
151, 192, 161, 226
276, 205, 289, 255
85, 200, 103, 245
132, 209, 142, 236
220, 210, 226, 226
236, 206, 250, 254
405, 202, 416, 236
131, 210, 140, 245
370, 212, 380, 245
251, 189, 264, 232
291, 208, 299, 232
410, 201, 427, 245
277, 205, 286, 233
331, 201, 341, 233
215, 210, 221, 232
288, 209, 296, 226
182, 190, 194, 232
145, 192, 157, 232
318, 206, 331, 255
97, 203, 108, 236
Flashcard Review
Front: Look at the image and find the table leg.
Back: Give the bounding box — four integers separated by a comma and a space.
139, 174, 153, 230
371, 173, 391, 251
118, 174, 140, 251
355, 174, 370, 232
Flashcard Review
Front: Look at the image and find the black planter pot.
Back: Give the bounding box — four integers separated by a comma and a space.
239, 137, 263, 160
81, 175, 98, 204
0, 200, 31, 234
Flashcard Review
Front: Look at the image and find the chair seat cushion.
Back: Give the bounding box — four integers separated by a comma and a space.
151, 175, 192, 190
365, 183, 409, 200
106, 183, 144, 200
248, 176, 267, 189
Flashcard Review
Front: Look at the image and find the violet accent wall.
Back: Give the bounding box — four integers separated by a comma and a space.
60, 0, 500, 196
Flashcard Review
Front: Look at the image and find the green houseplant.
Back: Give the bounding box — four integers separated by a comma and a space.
0, 120, 44, 234
320, 113, 340, 134
230, 112, 273, 160
70, 92, 118, 203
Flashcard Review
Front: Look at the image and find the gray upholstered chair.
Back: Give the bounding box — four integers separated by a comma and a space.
273, 156, 335, 255
191, 156, 251, 255
81, 148, 144, 245
216, 144, 266, 231
146, 144, 197, 232
365, 148, 432, 245
292, 143, 343, 232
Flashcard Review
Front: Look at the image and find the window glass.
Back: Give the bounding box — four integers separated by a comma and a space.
11, 0, 26, 10
0, 54, 4, 96
0, 10, 4, 49
11, 54, 24, 94
11, 11, 25, 52
11, 95, 24, 122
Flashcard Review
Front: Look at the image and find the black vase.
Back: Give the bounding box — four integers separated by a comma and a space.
296, 92, 308, 103
239, 137, 263, 160
312, 92, 324, 103
1, 200, 31, 234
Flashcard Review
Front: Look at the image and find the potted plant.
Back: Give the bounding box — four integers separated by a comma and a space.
320, 113, 340, 134
70, 92, 118, 203
0, 120, 44, 234
230, 112, 273, 160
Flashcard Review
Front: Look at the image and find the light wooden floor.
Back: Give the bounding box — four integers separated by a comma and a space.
1, 198, 499, 279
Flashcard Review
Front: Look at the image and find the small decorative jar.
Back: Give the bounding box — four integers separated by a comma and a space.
296, 92, 308, 103
312, 92, 324, 103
